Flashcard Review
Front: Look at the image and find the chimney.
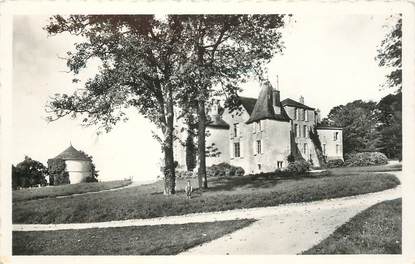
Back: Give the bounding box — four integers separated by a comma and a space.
272, 89, 281, 115
299, 96, 304, 104
210, 100, 219, 116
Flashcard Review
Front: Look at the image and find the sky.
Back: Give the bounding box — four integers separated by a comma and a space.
12, 14, 396, 182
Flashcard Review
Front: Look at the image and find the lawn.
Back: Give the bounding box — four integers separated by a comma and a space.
303, 198, 401, 254
13, 219, 254, 255
12, 180, 132, 202
13, 170, 400, 224
327, 163, 402, 176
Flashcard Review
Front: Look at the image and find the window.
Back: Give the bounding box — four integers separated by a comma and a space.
334, 132, 339, 141
234, 142, 240, 158
305, 110, 308, 121
294, 108, 297, 120
303, 143, 307, 154
336, 144, 340, 154
233, 123, 239, 137
253, 122, 257, 134
256, 140, 262, 154
303, 125, 307, 138
258, 164, 262, 171
322, 144, 326, 155
258, 121, 262, 131
277, 161, 283, 168
295, 124, 299, 137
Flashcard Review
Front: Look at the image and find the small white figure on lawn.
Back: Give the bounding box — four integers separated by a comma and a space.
185, 180, 193, 199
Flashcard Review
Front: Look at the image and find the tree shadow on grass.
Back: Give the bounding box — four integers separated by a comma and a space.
206, 175, 287, 192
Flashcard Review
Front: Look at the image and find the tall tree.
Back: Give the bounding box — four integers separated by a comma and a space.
376, 15, 402, 91
177, 15, 288, 189
45, 15, 191, 195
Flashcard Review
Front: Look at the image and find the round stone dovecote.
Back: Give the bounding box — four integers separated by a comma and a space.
54, 144, 92, 184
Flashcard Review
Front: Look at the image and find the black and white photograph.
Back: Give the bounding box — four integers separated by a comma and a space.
1, 0, 414, 262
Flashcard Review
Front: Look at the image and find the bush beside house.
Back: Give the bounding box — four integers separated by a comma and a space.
207, 163, 245, 177
344, 152, 388, 167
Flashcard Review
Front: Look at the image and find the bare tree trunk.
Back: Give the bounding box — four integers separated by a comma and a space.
197, 99, 208, 189
163, 88, 176, 195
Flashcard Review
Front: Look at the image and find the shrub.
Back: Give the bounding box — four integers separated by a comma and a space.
85, 176, 98, 183
47, 158, 69, 185
326, 159, 344, 168
176, 171, 196, 178
206, 163, 245, 177
344, 152, 388, 167
285, 160, 311, 174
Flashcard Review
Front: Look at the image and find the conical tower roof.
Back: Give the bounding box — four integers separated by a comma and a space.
54, 144, 89, 161
246, 80, 290, 124
246, 81, 276, 124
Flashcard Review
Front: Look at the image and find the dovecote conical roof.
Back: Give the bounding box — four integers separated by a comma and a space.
54, 145, 89, 161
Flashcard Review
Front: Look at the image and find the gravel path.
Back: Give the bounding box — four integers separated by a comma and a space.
181, 171, 402, 255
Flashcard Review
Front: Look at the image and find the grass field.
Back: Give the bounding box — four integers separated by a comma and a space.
327, 163, 402, 176
13, 219, 254, 255
12, 180, 132, 202
303, 198, 401, 254
13, 170, 400, 224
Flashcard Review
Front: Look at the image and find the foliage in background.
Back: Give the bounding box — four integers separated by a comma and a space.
78, 150, 99, 182
376, 92, 402, 160
376, 15, 402, 92
320, 100, 380, 154
320, 94, 401, 160
12, 156, 48, 189
47, 158, 69, 185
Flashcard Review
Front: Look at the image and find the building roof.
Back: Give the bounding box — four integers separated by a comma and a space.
245, 82, 290, 124
281, 98, 315, 110
54, 145, 90, 161
239, 97, 257, 115
207, 115, 230, 129
316, 126, 343, 130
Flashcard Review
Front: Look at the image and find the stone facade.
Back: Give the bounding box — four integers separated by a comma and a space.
174, 80, 343, 174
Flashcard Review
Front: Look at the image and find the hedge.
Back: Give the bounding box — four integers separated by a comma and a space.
344, 152, 388, 167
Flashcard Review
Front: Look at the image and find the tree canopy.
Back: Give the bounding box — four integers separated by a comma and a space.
44, 15, 290, 194
376, 15, 402, 91
12, 156, 48, 189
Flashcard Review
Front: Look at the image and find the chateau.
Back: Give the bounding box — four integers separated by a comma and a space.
174, 80, 343, 174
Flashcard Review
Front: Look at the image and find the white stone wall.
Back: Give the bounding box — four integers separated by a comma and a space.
251, 120, 291, 174
206, 128, 230, 166
65, 160, 92, 184
317, 129, 343, 160
221, 107, 291, 174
